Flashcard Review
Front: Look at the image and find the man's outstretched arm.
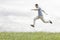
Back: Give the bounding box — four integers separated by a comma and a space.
42, 10, 48, 15
31, 8, 38, 11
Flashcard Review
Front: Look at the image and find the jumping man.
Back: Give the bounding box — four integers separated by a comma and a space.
31, 4, 52, 27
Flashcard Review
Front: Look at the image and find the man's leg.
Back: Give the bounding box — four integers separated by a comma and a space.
40, 16, 52, 24
31, 16, 39, 27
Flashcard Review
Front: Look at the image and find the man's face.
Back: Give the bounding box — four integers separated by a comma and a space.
35, 5, 38, 8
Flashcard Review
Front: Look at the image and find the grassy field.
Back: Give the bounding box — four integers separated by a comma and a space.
0, 32, 60, 40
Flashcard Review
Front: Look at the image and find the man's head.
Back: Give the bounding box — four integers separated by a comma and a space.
35, 4, 39, 8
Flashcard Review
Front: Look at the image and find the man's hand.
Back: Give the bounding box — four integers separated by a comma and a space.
45, 13, 48, 15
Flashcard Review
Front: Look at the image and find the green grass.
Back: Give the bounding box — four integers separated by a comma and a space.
0, 32, 60, 40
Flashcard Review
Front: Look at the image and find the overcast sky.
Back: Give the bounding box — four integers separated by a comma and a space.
0, 0, 60, 32
0, 0, 60, 17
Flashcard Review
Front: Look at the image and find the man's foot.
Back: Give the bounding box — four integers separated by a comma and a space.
31, 25, 35, 27
50, 21, 52, 24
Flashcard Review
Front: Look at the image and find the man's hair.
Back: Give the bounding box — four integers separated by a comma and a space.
35, 4, 38, 6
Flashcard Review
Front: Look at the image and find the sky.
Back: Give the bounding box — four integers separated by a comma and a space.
0, 0, 60, 32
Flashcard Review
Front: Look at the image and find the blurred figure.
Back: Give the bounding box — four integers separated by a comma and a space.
31, 4, 52, 27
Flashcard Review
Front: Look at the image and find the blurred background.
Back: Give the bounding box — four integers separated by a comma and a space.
0, 0, 60, 32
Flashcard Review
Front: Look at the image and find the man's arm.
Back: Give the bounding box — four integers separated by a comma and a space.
42, 10, 48, 15
31, 8, 38, 11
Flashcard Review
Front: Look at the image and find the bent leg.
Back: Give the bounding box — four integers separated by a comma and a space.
33, 16, 39, 25
40, 16, 50, 23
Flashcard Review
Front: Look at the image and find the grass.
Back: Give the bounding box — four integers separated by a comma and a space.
0, 32, 60, 40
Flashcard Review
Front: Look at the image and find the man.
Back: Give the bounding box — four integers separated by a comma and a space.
31, 4, 52, 27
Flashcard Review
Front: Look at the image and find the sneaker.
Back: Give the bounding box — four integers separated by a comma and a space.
31, 25, 35, 27
50, 21, 52, 24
